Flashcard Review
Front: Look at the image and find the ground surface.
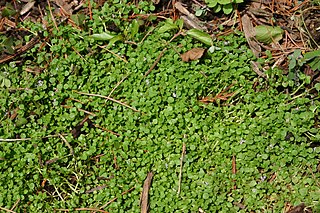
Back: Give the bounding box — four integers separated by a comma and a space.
0, 1, 319, 212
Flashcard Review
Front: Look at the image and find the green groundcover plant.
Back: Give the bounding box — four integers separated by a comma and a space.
204, 0, 244, 15
0, 1, 319, 212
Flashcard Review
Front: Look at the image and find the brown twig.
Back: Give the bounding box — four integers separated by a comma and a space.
112, 150, 119, 170
128, 11, 172, 20
232, 156, 237, 174
268, 172, 277, 182
10, 198, 20, 211
0, 35, 41, 64
92, 124, 120, 136
71, 47, 87, 62
140, 172, 154, 213
100, 186, 136, 209
74, 90, 139, 112
68, 97, 85, 104
289, 0, 309, 12
144, 48, 167, 77
144, 30, 183, 77
6, 88, 32, 91
307, 165, 320, 187
169, 30, 183, 43
108, 75, 128, 98
237, 9, 243, 32
62, 105, 97, 117
286, 203, 307, 213
88, 0, 93, 20
199, 83, 235, 104
285, 30, 300, 48
77, 108, 97, 116
98, 45, 128, 63
139, 27, 155, 44
47, 0, 58, 31
76, 208, 108, 212
172, 0, 177, 20
55, 208, 109, 212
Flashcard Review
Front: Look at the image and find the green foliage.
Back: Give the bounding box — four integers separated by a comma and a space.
1, 2, 17, 17
302, 49, 320, 71
0, 36, 15, 54
255, 25, 284, 44
71, 13, 86, 27
0, 74, 11, 88
311, 0, 320, 5
289, 49, 320, 71
288, 49, 320, 83
157, 20, 213, 46
158, 18, 183, 33
0, 1, 319, 212
186, 29, 213, 46
204, 0, 244, 14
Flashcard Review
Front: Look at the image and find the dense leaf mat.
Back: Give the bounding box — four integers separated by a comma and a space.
0, 2, 319, 212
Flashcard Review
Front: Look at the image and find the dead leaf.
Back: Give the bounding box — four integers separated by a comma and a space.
181, 15, 204, 30
181, 48, 205, 62
20, 1, 35, 15
174, 2, 196, 20
175, 2, 206, 30
286, 203, 313, 213
9, 107, 19, 120
54, 0, 74, 16
199, 83, 235, 104
241, 14, 261, 57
